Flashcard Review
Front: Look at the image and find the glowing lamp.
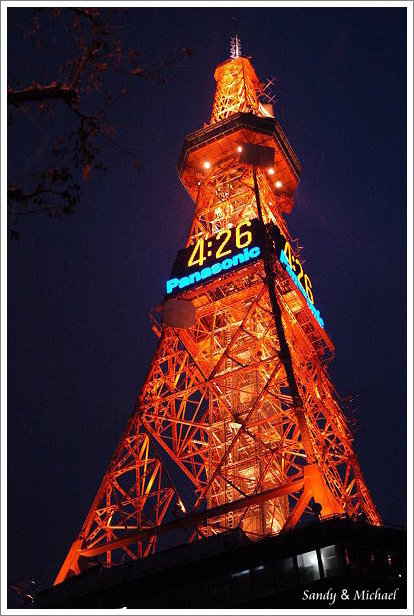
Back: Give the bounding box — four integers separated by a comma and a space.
268, 167, 275, 175
237, 146, 243, 153
275, 180, 282, 188
203, 161, 211, 170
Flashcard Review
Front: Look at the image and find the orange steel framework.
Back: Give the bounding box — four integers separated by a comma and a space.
55, 50, 381, 584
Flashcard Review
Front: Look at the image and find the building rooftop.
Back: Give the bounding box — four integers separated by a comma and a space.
35, 516, 406, 609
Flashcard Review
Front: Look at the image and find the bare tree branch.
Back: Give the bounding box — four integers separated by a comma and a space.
8, 82, 78, 107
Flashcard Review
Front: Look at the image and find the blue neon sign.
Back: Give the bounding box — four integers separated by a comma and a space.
166, 246, 261, 294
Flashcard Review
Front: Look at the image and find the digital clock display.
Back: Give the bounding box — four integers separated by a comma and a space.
271, 225, 324, 328
272, 225, 314, 304
166, 219, 265, 295
165, 218, 325, 329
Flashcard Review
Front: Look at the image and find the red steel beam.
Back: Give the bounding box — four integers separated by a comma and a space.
80, 477, 304, 558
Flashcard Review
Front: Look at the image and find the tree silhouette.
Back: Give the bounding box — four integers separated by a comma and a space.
7, 8, 192, 233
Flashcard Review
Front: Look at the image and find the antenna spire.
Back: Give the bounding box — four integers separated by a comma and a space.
230, 17, 242, 59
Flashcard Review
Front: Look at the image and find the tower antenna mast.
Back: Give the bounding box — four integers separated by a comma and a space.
230, 17, 242, 59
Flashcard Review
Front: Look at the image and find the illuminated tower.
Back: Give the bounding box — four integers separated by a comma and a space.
55, 44, 381, 584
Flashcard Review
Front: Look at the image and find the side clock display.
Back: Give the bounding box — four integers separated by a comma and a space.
272, 224, 324, 328
281, 240, 314, 305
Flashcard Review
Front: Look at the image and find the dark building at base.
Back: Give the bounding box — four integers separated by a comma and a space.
35, 517, 406, 609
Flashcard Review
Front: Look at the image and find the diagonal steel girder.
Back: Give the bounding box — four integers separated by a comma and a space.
79, 477, 304, 558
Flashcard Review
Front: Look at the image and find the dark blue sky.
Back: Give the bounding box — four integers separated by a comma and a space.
8, 7, 407, 593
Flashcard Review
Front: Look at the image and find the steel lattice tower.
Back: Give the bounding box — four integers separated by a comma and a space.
55, 48, 381, 585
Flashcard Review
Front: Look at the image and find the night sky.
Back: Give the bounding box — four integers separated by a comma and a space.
7, 7, 407, 595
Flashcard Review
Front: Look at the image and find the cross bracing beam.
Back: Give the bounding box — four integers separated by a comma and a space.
79, 477, 304, 558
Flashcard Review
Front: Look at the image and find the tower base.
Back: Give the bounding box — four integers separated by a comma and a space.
35, 517, 406, 609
